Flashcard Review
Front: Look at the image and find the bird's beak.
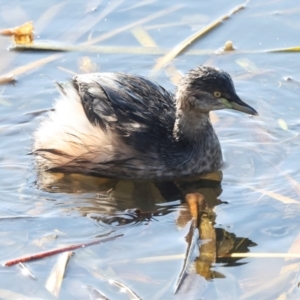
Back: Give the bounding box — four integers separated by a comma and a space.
220, 94, 258, 116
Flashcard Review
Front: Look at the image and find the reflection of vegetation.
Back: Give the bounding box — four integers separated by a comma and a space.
216, 229, 257, 266
175, 175, 258, 287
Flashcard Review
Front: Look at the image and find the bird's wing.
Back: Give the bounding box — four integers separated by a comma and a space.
73, 73, 176, 152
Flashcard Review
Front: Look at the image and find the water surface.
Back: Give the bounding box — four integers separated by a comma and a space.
1, 0, 300, 299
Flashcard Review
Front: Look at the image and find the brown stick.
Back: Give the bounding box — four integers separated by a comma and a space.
0, 74, 15, 85
3, 234, 123, 267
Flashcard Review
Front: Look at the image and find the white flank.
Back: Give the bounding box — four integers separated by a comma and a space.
33, 85, 130, 171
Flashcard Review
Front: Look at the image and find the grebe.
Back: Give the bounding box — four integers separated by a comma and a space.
33, 65, 257, 180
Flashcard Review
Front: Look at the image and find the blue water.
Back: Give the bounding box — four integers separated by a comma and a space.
0, 0, 300, 299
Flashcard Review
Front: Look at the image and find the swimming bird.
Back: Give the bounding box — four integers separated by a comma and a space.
33, 65, 257, 180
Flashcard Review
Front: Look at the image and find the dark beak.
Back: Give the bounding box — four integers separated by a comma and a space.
229, 93, 258, 116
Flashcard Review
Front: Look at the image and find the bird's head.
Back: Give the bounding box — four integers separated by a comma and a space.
176, 65, 257, 116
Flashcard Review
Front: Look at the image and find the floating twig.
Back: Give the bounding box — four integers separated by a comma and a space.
268, 46, 300, 52
11, 43, 215, 55
0, 74, 15, 85
220, 252, 300, 258
3, 234, 123, 267
11, 42, 70, 52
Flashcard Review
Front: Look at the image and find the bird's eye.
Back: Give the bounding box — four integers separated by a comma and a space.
214, 91, 222, 98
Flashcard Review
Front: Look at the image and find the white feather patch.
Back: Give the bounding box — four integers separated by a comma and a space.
33, 85, 132, 171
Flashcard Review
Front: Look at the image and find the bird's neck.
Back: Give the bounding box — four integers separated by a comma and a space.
173, 109, 214, 142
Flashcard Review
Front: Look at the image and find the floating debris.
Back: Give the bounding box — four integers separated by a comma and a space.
45, 251, 72, 298
0, 74, 15, 85
3, 234, 123, 266
223, 40, 235, 51
0, 21, 34, 44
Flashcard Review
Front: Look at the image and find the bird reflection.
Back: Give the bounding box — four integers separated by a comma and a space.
36, 169, 256, 282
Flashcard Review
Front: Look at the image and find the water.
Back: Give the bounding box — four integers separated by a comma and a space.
1, 0, 300, 299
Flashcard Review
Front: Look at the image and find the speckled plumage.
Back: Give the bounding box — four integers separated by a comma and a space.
33, 65, 257, 180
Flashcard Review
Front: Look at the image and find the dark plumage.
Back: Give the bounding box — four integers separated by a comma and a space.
33, 65, 257, 180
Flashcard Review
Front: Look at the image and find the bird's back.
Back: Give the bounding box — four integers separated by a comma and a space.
33, 73, 184, 179
74, 73, 176, 153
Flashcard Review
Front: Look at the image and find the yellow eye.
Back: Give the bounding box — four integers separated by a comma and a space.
214, 91, 222, 98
